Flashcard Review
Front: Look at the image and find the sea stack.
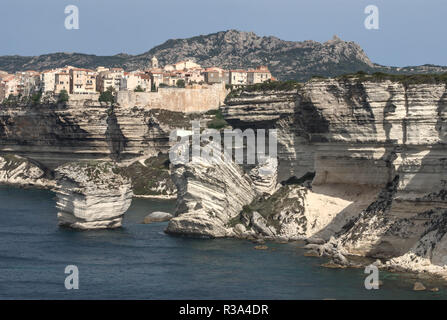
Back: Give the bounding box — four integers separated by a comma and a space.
54, 161, 133, 230
166, 139, 278, 238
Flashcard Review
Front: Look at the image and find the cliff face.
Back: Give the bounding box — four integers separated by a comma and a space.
55, 162, 133, 229
0, 99, 212, 197
0, 154, 55, 188
222, 89, 314, 182
225, 79, 447, 193
0, 101, 206, 168
166, 140, 278, 238
205, 78, 447, 275
298, 79, 447, 275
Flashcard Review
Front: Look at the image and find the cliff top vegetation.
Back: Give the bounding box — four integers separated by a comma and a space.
336, 71, 447, 85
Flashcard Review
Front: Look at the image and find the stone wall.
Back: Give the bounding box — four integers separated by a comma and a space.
116, 83, 228, 113
68, 93, 100, 102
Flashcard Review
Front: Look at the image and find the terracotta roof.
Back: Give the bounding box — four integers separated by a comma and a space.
247, 70, 271, 73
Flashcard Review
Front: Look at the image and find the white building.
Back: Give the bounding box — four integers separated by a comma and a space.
120, 72, 151, 92
97, 68, 124, 92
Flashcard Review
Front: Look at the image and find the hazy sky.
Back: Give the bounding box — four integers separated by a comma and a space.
0, 0, 445, 67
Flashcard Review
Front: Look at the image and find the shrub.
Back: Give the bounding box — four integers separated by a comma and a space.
58, 90, 69, 103
176, 79, 185, 88
244, 80, 302, 92
206, 109, 228, 130
99, 87, 115, 104
31, 91, 42, 104
337, 71, 447, 85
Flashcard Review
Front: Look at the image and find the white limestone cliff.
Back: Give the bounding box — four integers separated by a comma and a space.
54, 161, 133, 230
0, 154, 55, 189
215, 77, 447, 276
166, 139, 278, 238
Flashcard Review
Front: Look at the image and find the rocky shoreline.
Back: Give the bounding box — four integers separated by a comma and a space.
0, 154, 56, 190
165, 77, 447, 278
3, 76, 447, 279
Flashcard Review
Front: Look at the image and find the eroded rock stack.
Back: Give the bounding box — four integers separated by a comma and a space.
166, 139, 278, 238
54, 161, 133, 230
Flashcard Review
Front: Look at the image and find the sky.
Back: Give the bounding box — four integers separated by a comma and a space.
0, 0, 445, 67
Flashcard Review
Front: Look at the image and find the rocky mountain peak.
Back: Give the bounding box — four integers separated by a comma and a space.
1, 29, 446, 81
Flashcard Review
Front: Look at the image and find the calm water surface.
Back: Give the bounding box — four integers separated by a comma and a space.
0, 185, 446, 299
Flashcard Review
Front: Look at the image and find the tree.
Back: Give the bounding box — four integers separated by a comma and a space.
31, 91, 42, 104
134, 85, 144, 92
6, 94, 16, 103
106, 86, 116, 94
99, 86, 116, 104
58, 90, 69, 103
151, 83, 157, 92
176, 79, 185, 88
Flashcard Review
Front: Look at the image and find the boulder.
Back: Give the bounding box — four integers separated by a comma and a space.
413, 282, 426, 291
143, 211, 173, 224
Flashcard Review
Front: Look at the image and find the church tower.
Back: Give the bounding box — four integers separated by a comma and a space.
151, 56, 159, 69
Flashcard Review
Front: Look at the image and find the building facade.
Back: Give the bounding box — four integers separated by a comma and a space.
70, 68, 97, 94
247, 66, 272, 84
97, 68, 124, 92
54, 72, 70, 94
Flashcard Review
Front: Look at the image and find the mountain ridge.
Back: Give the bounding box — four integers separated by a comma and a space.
1, 30, 447, 81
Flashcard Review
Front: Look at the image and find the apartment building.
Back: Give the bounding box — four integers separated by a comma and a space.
97, 68, 124, 92
54, 72, 71, 94
70, 68, 97, 94
40, 66, 74, 93
0, 75, 19, 100
14, 71, 40, 96
120, 72, 151, 92
162, 72, 180, 86
247, 66, 272, 84
184, 68, 205, 84
203, 67, 225, 84
148, 70, 163, 89
229, 69, 248, 85
40, 70, 58, 93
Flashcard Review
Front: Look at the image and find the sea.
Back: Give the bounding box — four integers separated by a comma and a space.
0, 185, 445, 300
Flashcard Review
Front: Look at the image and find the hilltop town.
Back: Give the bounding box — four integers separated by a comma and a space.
0, 56, 274, 102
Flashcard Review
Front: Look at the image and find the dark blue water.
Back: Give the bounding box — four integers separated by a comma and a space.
0, 185, 446, 299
